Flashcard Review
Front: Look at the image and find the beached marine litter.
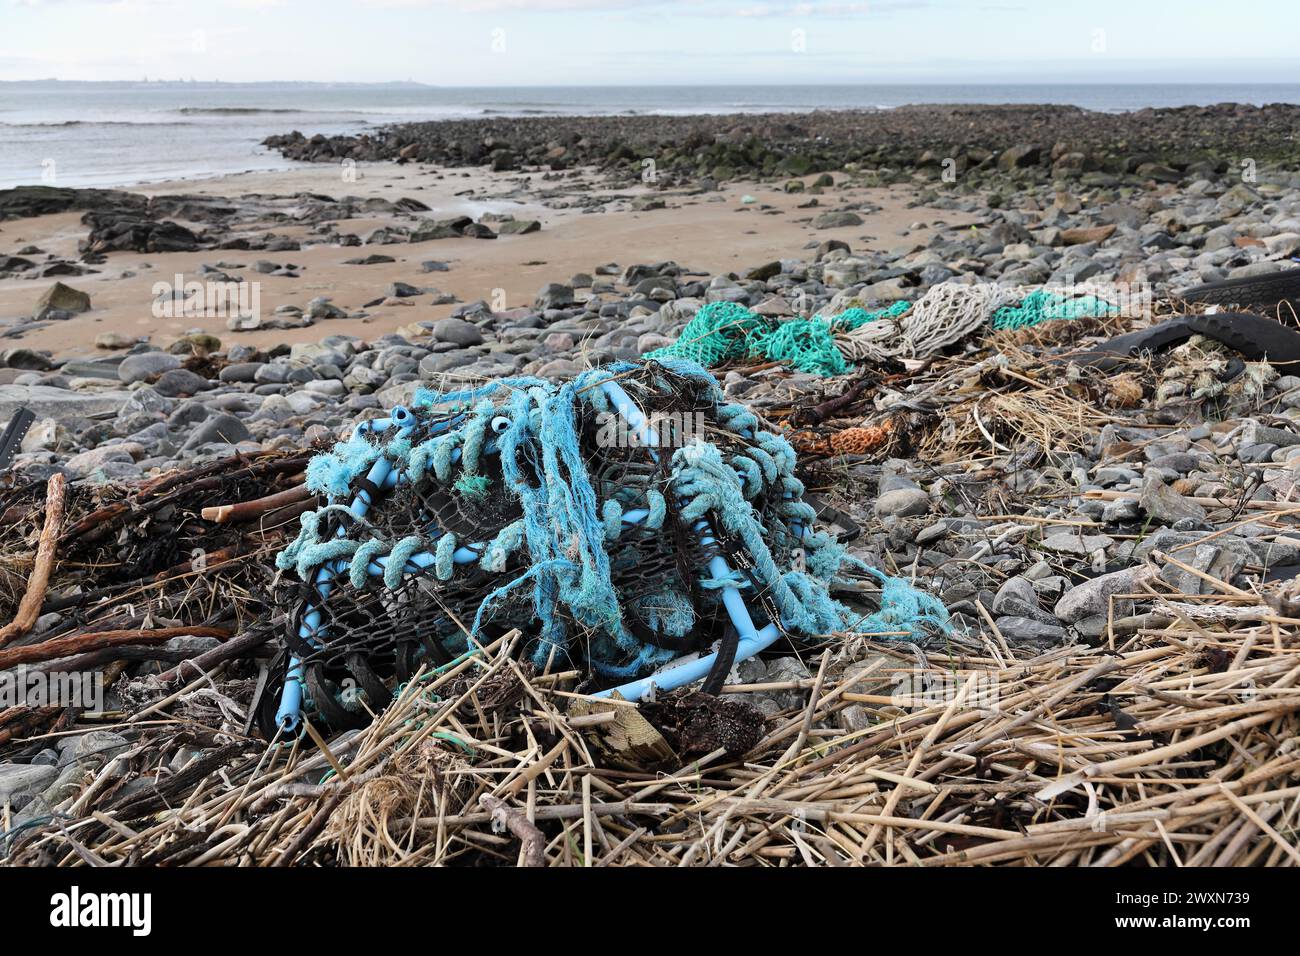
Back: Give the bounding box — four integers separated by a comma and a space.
2, 105, 1300, 866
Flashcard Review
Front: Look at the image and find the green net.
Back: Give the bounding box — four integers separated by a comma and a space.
645, 288, 1116, 376
990, 288, 1117, 331
644, 300, 910, 377
643, 301, 768, 368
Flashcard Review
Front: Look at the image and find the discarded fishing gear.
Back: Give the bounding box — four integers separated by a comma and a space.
643, 300, 910, 377
645, 281, 1122, 376
264, 360, 948, 736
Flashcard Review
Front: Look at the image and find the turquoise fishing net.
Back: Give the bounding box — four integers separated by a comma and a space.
644, 300, 909, 378
277, 360, 954, 693
646, 288, 1116, 375
990, 288, 1117, 331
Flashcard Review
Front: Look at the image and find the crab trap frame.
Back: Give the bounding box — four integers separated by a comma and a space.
260, 360, 946, 737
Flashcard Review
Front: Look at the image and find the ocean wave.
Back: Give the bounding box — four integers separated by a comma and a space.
479, 108, 563, 116
173, 106, 373, 115
0, 119, 197, 128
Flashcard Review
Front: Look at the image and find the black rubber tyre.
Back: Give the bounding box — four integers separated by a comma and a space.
1186, 312, 1300, 369
254, 668, 288, 741
1064, 315, 1196, 371
1179, 266, 1300, 315
1066, 312, 1300, 371
345, 651, 393, 712
305, 661, 369, 732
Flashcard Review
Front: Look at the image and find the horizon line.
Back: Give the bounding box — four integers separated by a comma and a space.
4, 78, 1300, 88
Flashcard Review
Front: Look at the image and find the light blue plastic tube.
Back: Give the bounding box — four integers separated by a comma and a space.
593, 379, 772, 701
598, 622, 783, 702
276, 405, 416, 732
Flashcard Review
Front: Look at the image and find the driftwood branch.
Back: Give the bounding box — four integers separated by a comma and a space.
156, 626, 273, 685
480, 794, 546, 867
201, 483, 314, 524
0, 626, 231, 669
0, 472, 67, 647
58, 452, 311, 544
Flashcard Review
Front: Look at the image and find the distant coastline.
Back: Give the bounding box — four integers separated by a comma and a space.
5, 82, 1300, 191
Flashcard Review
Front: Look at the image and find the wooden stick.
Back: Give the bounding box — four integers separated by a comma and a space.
0, 472, 67, 647
0, 625, 230, 669
201, 483, 315, 524
480, 794, 545, 867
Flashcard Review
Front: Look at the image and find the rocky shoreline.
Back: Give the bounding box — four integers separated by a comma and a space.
264, 103, 1300, 186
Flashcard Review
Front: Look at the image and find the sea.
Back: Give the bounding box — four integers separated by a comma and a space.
3, 81, 1299, 191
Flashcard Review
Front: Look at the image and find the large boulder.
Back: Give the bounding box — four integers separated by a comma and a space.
34, 282, 91, 320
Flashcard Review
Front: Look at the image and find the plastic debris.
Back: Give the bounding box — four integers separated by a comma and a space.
267, 360, 948, 734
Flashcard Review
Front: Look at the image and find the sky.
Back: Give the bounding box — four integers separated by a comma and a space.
2, 0, 1298, 86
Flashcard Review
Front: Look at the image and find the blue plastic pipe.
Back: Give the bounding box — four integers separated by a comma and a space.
593, 379, 773, 701
276, 405, 416, 732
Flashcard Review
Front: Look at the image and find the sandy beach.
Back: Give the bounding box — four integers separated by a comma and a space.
0, 161, 954, 360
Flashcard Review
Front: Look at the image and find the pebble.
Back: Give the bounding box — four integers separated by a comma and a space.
432, 318, 485, 346
182, 413, 252, 450
1055, 567, 1157, 625
117, 352, 181, 384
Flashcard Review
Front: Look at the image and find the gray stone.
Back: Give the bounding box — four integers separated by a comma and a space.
219, 362, 262, 383
1158, 545, 1246, 595
1139, 475, 1207, 525
992, 577, 1037, 615
874, 488, 931, 518
914, 521, 950, 545
306, 298, 347, 320
997, 597, 1059, 624
66, 731, 129, 765
65, 443, 142, 476
0, 385, 126, 421
94, 331, 134, 350
1055, 567, 1157, 624
0, 762, 58, 804
254, 363, 292, 385
182, 413, 251, 450
812, 211, 863, 229
535, 283, 575, 310
35, 281, 91, 321
304, 378, 346, 398
998, 144, 1042, 170
1102, 498, 1141, 523
117, 387, 173, 420
432, 317, 485, 347
152, 368, 211, 397
2, 349, 54, 371
995, 616, 1068, 642
1041, 531, 1114, 555
1242, 421, 1300, 449
118, 352, 181, 384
